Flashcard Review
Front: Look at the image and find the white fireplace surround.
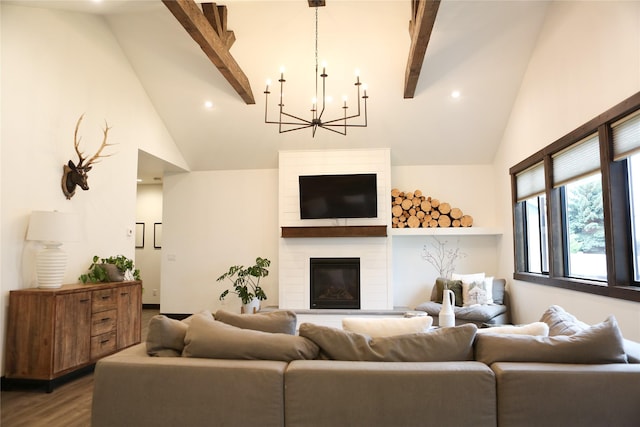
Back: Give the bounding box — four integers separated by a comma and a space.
278, 149, 393, 310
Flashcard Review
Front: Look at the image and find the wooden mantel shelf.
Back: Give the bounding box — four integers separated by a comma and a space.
281, 226, 388, 238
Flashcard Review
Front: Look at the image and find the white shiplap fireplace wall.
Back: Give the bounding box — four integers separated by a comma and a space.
278, 149, 393, 310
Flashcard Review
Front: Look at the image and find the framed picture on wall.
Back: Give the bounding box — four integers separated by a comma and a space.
154, 222, 162, 249
135, 222, 145, 248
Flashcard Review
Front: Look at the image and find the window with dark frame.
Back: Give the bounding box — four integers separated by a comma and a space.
509, 91, 640, 302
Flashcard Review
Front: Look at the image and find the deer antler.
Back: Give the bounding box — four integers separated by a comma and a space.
85, 120, 115, 167
74, 114, 86, 167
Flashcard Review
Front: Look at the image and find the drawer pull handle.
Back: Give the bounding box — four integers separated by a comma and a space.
101, 295, 110, 300
80, 299, 90, 303
101, 317, 111, 322
100, 339, 110, 344
120, 292, 129, 296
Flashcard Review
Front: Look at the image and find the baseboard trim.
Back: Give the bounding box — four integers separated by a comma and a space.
142, 303, 160, 310
1, 364, 95, 393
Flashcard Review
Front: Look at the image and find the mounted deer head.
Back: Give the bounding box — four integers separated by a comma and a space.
61, 114, 115, 199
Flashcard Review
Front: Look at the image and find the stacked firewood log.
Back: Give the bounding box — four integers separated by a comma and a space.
391, 188, 473, 228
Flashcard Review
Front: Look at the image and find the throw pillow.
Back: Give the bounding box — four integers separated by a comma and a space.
539, 305, 590, 336
342, 316, 433, 337
475, 315, 627, 365
462, 277, 494, 306
299, 322, 477, 362
452, 272, 485, 284
491, 279, 506, 305
145, 311, 213, 357
476, 322, 549, 336
432, 278, 463, 307
183, 314, 319, 361
214, 309, 297, 335
452, 272, 485, 306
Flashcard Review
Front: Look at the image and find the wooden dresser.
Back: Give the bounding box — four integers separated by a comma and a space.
5, 280, 142, 391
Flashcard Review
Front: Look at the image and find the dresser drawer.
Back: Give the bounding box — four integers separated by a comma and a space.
91, 309, 116, 336
91, 331, 117, 359
92, 289, 117, 312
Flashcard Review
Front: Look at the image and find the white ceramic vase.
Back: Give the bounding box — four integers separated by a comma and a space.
439, 289, 456, 327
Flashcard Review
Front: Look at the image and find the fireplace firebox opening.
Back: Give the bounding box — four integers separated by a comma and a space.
310, 257, 361, 309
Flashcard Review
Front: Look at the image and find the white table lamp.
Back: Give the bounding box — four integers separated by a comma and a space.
26, 211, 81, 288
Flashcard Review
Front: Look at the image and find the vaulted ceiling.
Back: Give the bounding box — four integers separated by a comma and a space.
8, 0, 549, 178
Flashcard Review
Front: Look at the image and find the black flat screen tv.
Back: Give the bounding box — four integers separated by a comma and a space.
299, 173, 378, 219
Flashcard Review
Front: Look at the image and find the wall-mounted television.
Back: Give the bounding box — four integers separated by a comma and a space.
299, 173, 378, 219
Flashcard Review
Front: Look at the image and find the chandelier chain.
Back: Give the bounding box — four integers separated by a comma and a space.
315, 7, 319, 100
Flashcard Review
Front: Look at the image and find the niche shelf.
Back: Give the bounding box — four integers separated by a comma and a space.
389, 227, 502, 236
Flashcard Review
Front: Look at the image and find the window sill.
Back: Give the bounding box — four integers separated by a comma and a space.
513, 272, 640, 303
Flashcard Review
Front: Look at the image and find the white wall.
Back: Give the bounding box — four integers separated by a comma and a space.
136, 184, 163, 305
493, 1, 640, 340
161, 170, 280, 315
162, 162, 503, 314
0, 5, 187, 375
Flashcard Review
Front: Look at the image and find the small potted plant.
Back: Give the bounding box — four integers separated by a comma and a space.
217, 257, 270, 314
80, 254, 141, 284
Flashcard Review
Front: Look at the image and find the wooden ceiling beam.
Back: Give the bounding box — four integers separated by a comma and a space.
162, 0, 255, 104
202, 3, 236, 50
404, 0, 440, 99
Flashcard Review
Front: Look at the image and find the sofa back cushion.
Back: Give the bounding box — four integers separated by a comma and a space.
183, 313, 319, 361
299, 323, 477, 362
146, 311, 214, 357
476, 315, 627, 365
539, 305, 590, 336
215, 309, 297, 335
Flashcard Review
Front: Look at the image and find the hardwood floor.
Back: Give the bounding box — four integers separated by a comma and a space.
1, 308, 158, 427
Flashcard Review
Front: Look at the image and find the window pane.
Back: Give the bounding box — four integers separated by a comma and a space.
564, 174, 607, 281
629, 153, 640, 281
524, 195, 548, 274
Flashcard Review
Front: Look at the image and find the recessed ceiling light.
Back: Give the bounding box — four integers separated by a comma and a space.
204, 100, 213, 109
451, 90, 461, 99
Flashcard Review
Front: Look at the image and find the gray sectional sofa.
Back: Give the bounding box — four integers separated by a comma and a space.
91, 307, 640, 427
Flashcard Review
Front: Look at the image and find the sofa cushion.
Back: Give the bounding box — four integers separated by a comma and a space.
540, 305, 590, 336
183, 313, 319, 361
214, 309, 297, 335
415, 301, 507, 322
491, 279, 506, 305
342, 316, 433, 337
299, 322, 477, 362
476, 322, 549, 336
145, 311, 214, 357
431, 278, 464, 307
475, 315, 627, 365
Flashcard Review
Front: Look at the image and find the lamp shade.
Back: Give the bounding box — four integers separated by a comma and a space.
26, 211, 81, 243
26, 211, 81, 288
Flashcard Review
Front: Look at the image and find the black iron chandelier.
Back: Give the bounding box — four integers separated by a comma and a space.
263, 0, 368, 137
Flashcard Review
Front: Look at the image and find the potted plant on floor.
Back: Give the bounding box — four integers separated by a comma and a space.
217, 257, 270, 314
79, 255, 141, 283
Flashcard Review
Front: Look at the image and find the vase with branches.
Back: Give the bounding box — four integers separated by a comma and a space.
421, 237, 466, 279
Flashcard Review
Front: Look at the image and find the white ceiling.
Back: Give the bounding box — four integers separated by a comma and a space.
9, 0, 549, 179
